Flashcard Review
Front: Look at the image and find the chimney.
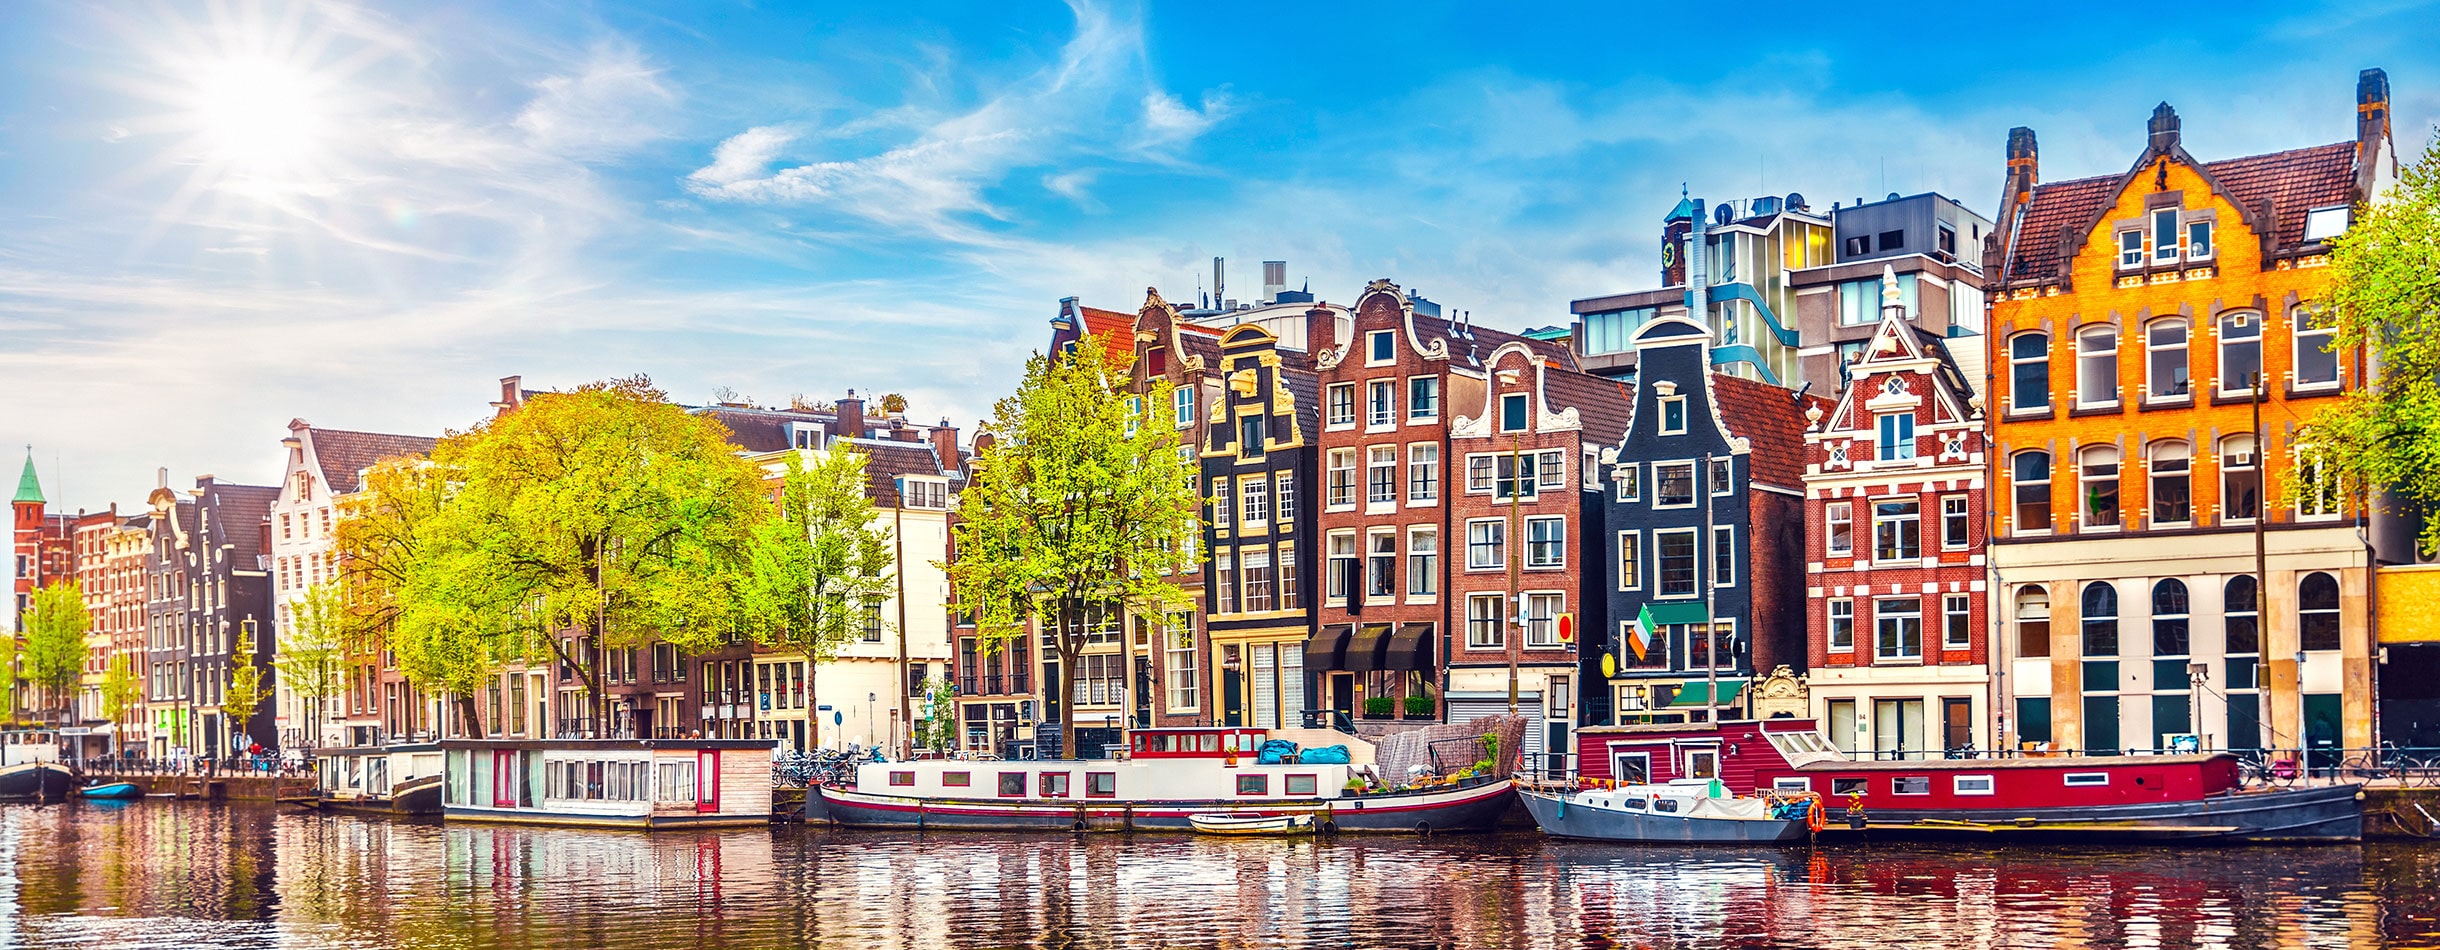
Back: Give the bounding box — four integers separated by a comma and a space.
929, 419, 961, 474
835, 390, 866, 440
1991, 127, 2040, 277
2358, 67, 2392, 196
2147, 102, 2181, 154
492, 376, 525, 417
1305, 304, 1338, 369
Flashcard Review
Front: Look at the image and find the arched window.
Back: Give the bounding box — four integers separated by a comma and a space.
2152, 579, 2190, 657
2013, 451, 2052, 534
2146, 317, 2190, 399
2079, 445, 2120, 529
2218, 311, 2262, 396
2076, 324, 2120, 408
2010, 333, 2050, 412
2225, 576, 2260, 655
2015, 586, 2051, 659
2221, 436, 2260, 523
2300, 572, 2341, 651
2081, 581, 2119, 657
2150, 440, 2192, 526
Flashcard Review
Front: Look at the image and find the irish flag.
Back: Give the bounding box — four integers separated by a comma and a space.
1628, 604, 1659, 660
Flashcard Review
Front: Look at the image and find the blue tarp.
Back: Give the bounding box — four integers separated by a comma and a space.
1297, 745, 1351, 764
1256, 740, 1299, 765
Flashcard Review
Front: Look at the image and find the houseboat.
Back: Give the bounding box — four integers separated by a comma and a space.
1571, 720, 2361, 843
809, 726, 1516, 834
439, 738, 776, 829
306, 744, 445, 815
1519, 779, 1813, 845
0, 729, 77, 801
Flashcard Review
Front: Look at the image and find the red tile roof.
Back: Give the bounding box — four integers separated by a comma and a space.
2004, 141, 2358, 283
1712, 374, 1826, 491
1542, 365, 1634, 442
311, 429, 439, 495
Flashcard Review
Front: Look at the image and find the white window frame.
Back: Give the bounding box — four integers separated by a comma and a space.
1364, 529, 1397, 602
1658, 395, 1688, 435
2118, 228, 2144, 269
1825, 501, 1852, 557
1324, 531, 1356, 605
2079, 445, 2121, 531
2064, 772, 2110, 787
1366, 379, 1397, 429
2218, 311, 2263, 397
1954, 775, 1996, 796
1325, 449, 1357, 510
2009, 332, 2050, 413
1325, 383, 1356, 428
2293, 305, 2341, 391
2145, 316, 2190, 402
1876, 412, 1916, 461
1465, 593, 1505, 650
1943, 593, 1972, 650
1465, 518, 1506, 571
1615, 530, 1640, 591
1871, 497, 1921, 562
2075, 324, 2119, 409
1367, 330, 1396, 366
2185, 218, 2214, 262
1239, 475, 1269, 530
1615, 463, 1640, 503
1365, 445, 1398, 507
2221, 435, 2260, 525
1874, 597, 1923, 662
2152, 208, 2181, 264
1652, 461, 1696, 509
1525, 516, 1566, 569
1710, 525, 1734, 588
1407, 376, 1440, 422
1524, 591, 1564, 649
1274, 471, 1295, 524
1940, 494, 1969, 550
1828, 598, 1854, 653
1654, 527, 1698, 598
1405, 525, 1438, 599
1407, 443, 1440, 503
1211, 479, 1232, 531
1173, 387, 1194, 429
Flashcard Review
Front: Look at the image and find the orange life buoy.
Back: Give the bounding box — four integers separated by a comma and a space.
1806, 799, 1827, 834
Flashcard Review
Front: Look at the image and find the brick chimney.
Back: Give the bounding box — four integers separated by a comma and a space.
928, 419, 961, 474
835, 390, 866, 440
2358, 67, 2393, 197
1305, 304, 1338, 370
492, 376, 526, 417
1990, 126, 2040, 277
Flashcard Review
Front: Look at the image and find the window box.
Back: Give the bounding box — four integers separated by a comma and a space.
1363, 696, 1395, 719
1403, 694, 1436, 719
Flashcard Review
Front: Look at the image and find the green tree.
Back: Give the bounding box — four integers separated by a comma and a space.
2298, 133, 2440, 550
916, 676, 957, 752
223, 619, 268, 750
739, 447, 896, 744
945, 334, 1199, 757
274, 581, 348, 749
100, 653, 142, 753
21, 580, 87, 724
334, 453, 461, 738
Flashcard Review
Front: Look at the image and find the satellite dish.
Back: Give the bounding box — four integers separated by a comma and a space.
1713, 203, 1734, 227
1786, 192, 1807, 211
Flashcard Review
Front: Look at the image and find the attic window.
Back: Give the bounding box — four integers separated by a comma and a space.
2303, 206, 2351, 242
1877, 230, 1905, 252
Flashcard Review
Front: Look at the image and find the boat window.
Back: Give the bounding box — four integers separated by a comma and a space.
1623, 798, 1646, 810
1039, 772, 1072, 798
1285, 774, 1318, 796
1831, 778, 1868, 796
1237, 774, 1269, 796
943, 771, 971, 787
888, 770, 916, 787
2064, 772, 2110, 787
1132, 735, 1146, 752
1611, 752, 1652, 785
1087, 772, 1117, 797
1684, 748, 1720, 780
1652, 798, 1680, 813
1201, 734, 1221, 753
1892, 776, 1930, 795
1954, 775, 1996, 795
1771, 777, 1811, 793
998, 772, 1027, 797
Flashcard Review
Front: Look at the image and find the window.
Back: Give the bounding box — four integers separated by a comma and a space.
1466, 455, 1494, 493
1940, 495, 1969, 549
1616, 531, 1640, 591
1711, 526, 1734, 587
1239, 416, 1265, 457
2153, 579, 2190, 657
1366, 446, 1397, 504
2296, 447, 2342, 519
2219, 311, 2262, 395
1406, 527, 1438, 597
2064, 772, 2110, 788
1407, 444, 1439, 502
2295, 306, 2340, 388
1366, 530, 1397, 599
1943, 593, 1972, 650
1656, 529, 1697, 597
1466, 520, 1505, 570
1493, 453, 1539, 502
1892, 776, 1931, 795
1831, 777, 1868, 797
1873, 498, 1920, 560
1877, 413, 1916, 460
2079, 445, 2120, 529
1165, 616, 1198, 711
2081, 582, 2119, 657
1876, 598, 1923, 661
2300, 572, 2341, 651
1278, 543, 1299, 609
1325, 449, 1357, 508
2009, 333, 2050, 412
1408, 377, 1440, 421
889, 770, 918, 787
943, 771, 972, 788
1326, 384, 1355, 426
1467, 593, 1505, 649
1326, 532, 1356, 603
2145, 318, 2190, 399
1124, 397, 1142, 436
1237, 774, 1269, 796
1214, 553, 1236, 613
1543, 450, 1570, 490
2225, 576, 2260, 655
2150, 441, 2192, 526
2119, 229, 2145, 268
1659, 396, 1688, 434
2012, 451, 2052, 534
1654, 462, 1695, 507
998, 772, 1026, 796
1954, 775, 1996, 796
1828, 599, 1854, 652
1707, 457, 1730, 494
1368, 330, 1395, 364
1211, 479, 1232, 531
2016, 586, 2051, 659
2076, 324, 2119, 407
1038, 772, 1072, 798
1274, 471, 1295, 523
1501, 393, 1529, 432
1240, 477, 1270, 529
1242, 549, 1274, 611
2153, 208, 2181, 263
1838, 274, 1918, 326
1525, 592, 1563, 648
1088, 772, 1119, 797
2304, 205, 2352, 242
2220, 436, 2259, 523
1614, 464, 1639, 503
1367, 380, 1395, 427
1825, 502, 1853, 556
1526, 517, 1565, 568
1283, 774, 1318, 796
1173, 387, 1194, 428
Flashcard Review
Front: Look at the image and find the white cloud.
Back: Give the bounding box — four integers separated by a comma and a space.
690, 125, 794, 188
513, 40, 681, 161
1134, 90, 1228, 152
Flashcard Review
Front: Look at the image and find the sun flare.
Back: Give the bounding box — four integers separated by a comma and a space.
188, 57, 324, 171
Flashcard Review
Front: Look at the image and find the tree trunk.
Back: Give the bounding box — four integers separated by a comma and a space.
807, 646, 820, 749
1056, 598, 1079, 761
544, 633, 606, 739
454, 693, 484, 739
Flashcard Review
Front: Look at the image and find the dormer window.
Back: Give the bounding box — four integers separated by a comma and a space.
2303, 206, 2351, 242
1367, 331, 1395, 365
1659, 396, 1687, 435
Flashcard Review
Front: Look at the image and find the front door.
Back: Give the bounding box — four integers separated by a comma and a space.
696, 751, 719, 813
1330, 673, 1354, 716
491, 750, 520, 808
1941, 698, 1974, 754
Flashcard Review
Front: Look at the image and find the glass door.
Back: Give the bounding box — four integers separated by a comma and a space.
695, 750, 719, 813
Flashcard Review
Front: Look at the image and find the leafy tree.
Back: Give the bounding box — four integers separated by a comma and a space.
100, 653, 142, 751
274, 581, 348, 749
916, 676, 957, 752
945, 334, 1199, 757
2299, 133, 2440, 550
334, 453, 467, 736
21, 581, 87, 723
223, 619, 268, 750
739, 447, 896, 744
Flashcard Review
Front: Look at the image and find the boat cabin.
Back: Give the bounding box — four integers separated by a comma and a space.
440, 738, 775, 829
856, 726, 1379, 804
318, 743, 443, 804
0, 730, 62, 768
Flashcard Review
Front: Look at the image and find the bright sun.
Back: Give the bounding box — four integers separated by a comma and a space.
187, 57, 324, 171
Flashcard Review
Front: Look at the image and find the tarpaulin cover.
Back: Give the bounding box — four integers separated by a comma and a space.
1297, 745, 1351, 764
1255, 739, 1300, 765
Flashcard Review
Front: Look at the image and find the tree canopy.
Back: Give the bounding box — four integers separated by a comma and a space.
274, 580, 348, 748
21, 581, 86, 722
2299, 134, 2440, 550
739, 446, 896, 662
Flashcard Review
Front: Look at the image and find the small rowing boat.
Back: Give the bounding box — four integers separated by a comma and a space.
77, 782, 143, 801
1188, 812, 1315, 836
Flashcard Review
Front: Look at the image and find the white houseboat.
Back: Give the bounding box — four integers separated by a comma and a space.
810, 726, 1516, 834
305, 743, 445, 815
0, 729, 76, 801
439, 738, 776, 829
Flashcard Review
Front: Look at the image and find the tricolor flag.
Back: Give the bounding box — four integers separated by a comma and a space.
1628, 603, 1659, 660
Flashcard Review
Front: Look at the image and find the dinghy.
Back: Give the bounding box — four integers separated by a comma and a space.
1188, 812, 1316, 836
77, 782, 143, 801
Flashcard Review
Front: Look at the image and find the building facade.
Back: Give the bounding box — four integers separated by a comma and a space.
1199, 318, 1318, 732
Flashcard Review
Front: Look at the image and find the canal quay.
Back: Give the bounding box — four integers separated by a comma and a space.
0, 801, 2432, 949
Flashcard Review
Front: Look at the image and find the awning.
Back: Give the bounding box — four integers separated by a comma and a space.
1640, 601, 1711, 627
1387, 623, 1434, 670
1668, 679, 1749, 707
1346, 624, 1393, 673
1304, 626, 1350, 671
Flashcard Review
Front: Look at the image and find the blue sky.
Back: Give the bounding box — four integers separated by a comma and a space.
2, 0, 2435, 512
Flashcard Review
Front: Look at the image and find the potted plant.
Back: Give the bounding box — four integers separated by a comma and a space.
1402, 694, 1435, 719
1343, 776, 1367, 797
1362, 696, 1395, 719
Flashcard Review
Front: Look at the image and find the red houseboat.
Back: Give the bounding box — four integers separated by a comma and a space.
1571, 720, 2360, 842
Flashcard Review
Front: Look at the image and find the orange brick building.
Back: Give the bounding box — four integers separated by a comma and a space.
1984, 70, 2397, 759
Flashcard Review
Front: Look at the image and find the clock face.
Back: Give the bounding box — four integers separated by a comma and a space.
1662, 242, 1678, 267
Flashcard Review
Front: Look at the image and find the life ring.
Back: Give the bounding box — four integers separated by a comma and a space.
1806, 799, 1827, 834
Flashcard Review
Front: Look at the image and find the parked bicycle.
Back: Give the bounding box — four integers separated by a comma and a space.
2236, 750, 2302, 788
2339, 742, 2434, 787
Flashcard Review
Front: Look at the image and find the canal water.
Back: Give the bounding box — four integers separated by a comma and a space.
1, 801, 2436, 949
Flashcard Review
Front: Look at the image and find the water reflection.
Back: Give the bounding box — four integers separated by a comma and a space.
0, 802, 2435, 948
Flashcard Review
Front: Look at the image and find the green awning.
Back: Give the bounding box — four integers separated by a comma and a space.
1668, 679, 1749, 707
1640, 601, 1710, 627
